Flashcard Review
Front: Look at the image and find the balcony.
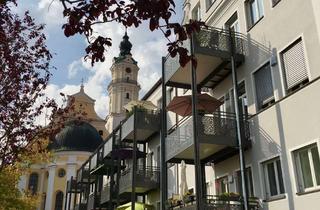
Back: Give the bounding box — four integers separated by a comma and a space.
165, 112, 250, 162
164, 27, 246, 89
87, 193, 100, 210
74, 204, 86, 210
121, 110, 160, 142
119, 166, 160, 194
66, 179, 81, 193
77, 163, 94, 184
100, 183, 113, 204
167, 195, 260, 210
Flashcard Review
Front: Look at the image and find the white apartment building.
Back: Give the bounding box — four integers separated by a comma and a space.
157, 0, 320, 209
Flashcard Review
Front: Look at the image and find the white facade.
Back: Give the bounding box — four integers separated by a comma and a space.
172, 0, 320, 209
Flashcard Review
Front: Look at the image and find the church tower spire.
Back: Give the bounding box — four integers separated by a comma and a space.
106, 31, 140, 133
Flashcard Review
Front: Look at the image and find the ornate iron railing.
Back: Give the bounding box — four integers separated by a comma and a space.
121, 109, 160, 140
165, 112, 249, 161
119, 165, 160, 193
163, 27, 247, 83
167, 195, 260, 210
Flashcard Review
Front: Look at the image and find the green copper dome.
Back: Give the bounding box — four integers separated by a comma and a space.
114, 32, 137, 64
51, 120, 103, 152
119, 32, 132, 56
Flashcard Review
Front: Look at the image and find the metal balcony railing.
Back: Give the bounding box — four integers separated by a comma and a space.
119, 165, 160, 194
164, 27, 247, 84
121, 109, 160, 141
167, 195, 260, 210
165, 112, 249, 161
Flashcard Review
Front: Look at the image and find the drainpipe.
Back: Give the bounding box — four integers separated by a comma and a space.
160, 57, 168, 210
229, 29, 249, 210
190, 34, 204, 209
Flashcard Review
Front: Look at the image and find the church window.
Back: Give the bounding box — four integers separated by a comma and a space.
28, 172, 39, 195
58, 168, 66, 178
54, 191, 64, 210
126, 93, 130, 99
125, 67, 132, 73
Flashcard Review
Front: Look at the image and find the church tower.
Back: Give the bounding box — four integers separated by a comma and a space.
106, 32, 140, 133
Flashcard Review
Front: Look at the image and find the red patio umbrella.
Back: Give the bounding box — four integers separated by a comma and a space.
167, 93, 222, 117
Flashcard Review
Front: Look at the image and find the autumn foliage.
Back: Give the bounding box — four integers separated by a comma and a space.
0, 0, 57, 168
60, 0, 205, 66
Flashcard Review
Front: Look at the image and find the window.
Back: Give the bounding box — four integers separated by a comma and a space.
262, 157, 285, 198
272, 0, 281, 7
223, 81, 246, 113
148, 152, 154, 168
225, 12, 240, 33
206, 182, 211, 195
126, 92, 130, 99
206, 0, 215, 11
192, 4, 201, 21
157, 97, 162, 109
247, 0, 264, 27
294, 144, 320, 192
28, 172, 39, 195
235, 167, 254, 197
254, 63, 275, 110
281, 38, 309, 93
58, 168, 66, 178
167, 88, 174, 104
54, 191, 64, 210
215, 176, 229, 195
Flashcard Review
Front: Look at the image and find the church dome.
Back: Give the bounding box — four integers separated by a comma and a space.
51, 120, 103, 152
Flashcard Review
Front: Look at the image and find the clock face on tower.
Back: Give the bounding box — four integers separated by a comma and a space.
125, 67, 131, 73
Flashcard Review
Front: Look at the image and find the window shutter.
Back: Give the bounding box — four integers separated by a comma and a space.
254, 63, 274, 109
282, 39, 308, 90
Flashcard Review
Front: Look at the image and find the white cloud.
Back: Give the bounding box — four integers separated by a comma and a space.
38, 0, 65, 27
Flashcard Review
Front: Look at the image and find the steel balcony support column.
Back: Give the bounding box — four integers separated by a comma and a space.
229, 29, 249, 210
73, 176, 77, 210
160, 57, 168, 210
131, 107, 138, 210
190, 34, 204, 209
109, 131, 116, 210
86, 162, 91, 210
64, 180, 68, 210
116, 122, 123, 207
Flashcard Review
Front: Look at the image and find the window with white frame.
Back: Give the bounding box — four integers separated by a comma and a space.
293, 143, 320, 192
254, 62, 275, 110
206, 0, 215, 11
215, 176, 229, 195
281, 38, 309, 93
225, 12, 240, 33
192, 3, 201, 21
272, 0, 281, 7
223, 81, 246, 114
235, 167, 254, 197
206, 182, 211, 195
246, 0, 264, 27
262, 157, 285, 198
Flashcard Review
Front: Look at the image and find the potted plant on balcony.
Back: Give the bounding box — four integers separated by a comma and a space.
183, 191, 195, 204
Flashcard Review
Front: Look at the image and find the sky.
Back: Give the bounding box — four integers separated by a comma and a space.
16, 0, 183, 120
